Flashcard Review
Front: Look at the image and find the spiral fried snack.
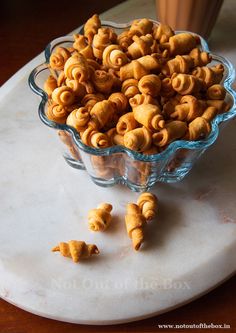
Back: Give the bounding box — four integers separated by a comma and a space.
127, 34, 153, 59
90, 100, 115, 129
81, 126, 110, 148
125, 203, 146, 250
124, 126, 152, 152
93, 27, 117, 59
65, 79, 87, 99
153, 121, 187, 147
51, 86, 75, 106
81, 93, 105, 111
189, 48, 212, 67
83, 14, 101, 44
160, 77, 176, 98
108, 92, 128, 115
106, 128, 124, 145
92, 70, 114, 94
116, 112, 138, 135
206, 84, 226, 100
49, 47, 71, 71
171, 95, 204, 122
129, 93, 159, 108
137, 192, 158, 221
162, 33, 198, 56
117, 30, 133, 51
133, 104, 165, 131
72, 34, 94, 59
171, 73, 202, 95
206, 99, 230, 114
153, 23, 174, 44
102, 44, 129, 70
120, 55, 160, 81
162, 55, 194, 76
129, 18, 153, 36
88, 203, 113, 231
44, 75, 58, 97
66, 107, 90, 132
138, 74, 161, 97
121, 79, 140, 99
52, 240, 99, 262
187, 117, 211, 141
46, 103, 69, 124
192, 64, 224, 88
201, 106, 218, 121
64, 53, 90, 82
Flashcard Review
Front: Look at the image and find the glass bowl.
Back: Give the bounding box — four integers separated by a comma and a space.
28, 20, 236, 192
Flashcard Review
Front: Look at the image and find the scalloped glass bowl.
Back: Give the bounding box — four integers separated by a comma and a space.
29, 20, 236, 192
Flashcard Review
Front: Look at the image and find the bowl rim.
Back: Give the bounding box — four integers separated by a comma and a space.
28, 19, 236, 161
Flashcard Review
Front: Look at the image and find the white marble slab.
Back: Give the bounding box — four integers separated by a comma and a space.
0, 0, 236, 325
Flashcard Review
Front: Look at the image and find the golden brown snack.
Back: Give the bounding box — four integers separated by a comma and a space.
108, 92, 129, 115
64, 53, 90, 82
66, 107, 90, 132
52, 240, 99, 262
51, 86, 75, 106
171, 95, 204, 122
65, 79, 87, 99
106, 128, 124, 146
88, 203, 113, 231
92, 70, 114, 94
138, 74, 161, 97
73, 34, 94, 59
81, 93, 105, 111
189, 48, 212, 67
160, 77, 176, 98
201, 106, 218, 121
153, 120, 187, 147
206, 99, 230, 114
186, 117, 211, 140
206, 84, 226, 100
44, 75, 58, 97
102, 44, 129, 70
153, 23, 174, 44
124, 126, 152, 152
93, 27, 117, 59
125, 203, 146, 250
116, 112, 138, 135
137, 192, 158, 221
49, 47, 71, 71
46, 103, 69, 124
162, 55, 193, 76
192, 64, 224, 88
83, 14, 101, 44
133, 103, 165, 131
81, 126, 110, 148
162, 32, 198, 56
117, 30, 133, 51
127, 34, 153, 59
89, 100, 115, 129
171, 73, 202, 95
121, 78, 140, 99
129, 93, 159, 109
129, 18, 153, 36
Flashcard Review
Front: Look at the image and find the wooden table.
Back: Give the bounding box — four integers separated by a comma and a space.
0, 0, 235, 332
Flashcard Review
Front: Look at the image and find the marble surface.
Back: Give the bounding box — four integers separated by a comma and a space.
0, 0, 236, 325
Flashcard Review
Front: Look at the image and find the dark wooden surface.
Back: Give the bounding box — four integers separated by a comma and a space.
0, 0, 235, 332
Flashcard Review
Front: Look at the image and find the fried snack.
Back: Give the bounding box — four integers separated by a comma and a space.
162, 96, 182, 117
162, 55, 194, 76
189, 48, 212, 67
129, 18, 153, 36
124, 126, 152, 152
73, 34, 94, 59
65, 79, 87, 99
153, 23, 174, 44
117, 30, 133, 51
120, 55, 160, 81
64, 53, 90, 82
201, 106, 218, 121
127, 34, 153, 59
51, 86, 75, 106
116, 112, 138, 135
125, 203, 146, 250
187, 117, 211, 140
108, 92, 129, 115
44, 75, 58, 97
206, 84, 226, 100
121, 78, 140, 99
81, 126, 110, 148
83, 14, 101, 44
49, 47, 71, 71
57, 71, 66, 86
102, 44, 129, 70
162, 33, 198, 56
160, 77, 176, 98
138, 74, 161, 97
192, 64, 224, 88
93, 27, 117, 59
52, 240, 99, 262
87, 58, 101, 77
106, 128, 124, 145
66, 107, 90, 132
206, 99, 230, 114
129, 93, 159, 108
171, 73, 202, 95
137, 192, 158, 221
92, 70, 114, 94
88, 203, 113, 231
107, 68, 122, 90
90, 100, 115, 129
153, 120, 187, 147
46, 103, 69, 124
81, 93, 105, 111
133, 104, 165, 131
171, 95, 204, 122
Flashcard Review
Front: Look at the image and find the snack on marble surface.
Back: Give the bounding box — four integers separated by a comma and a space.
137, 192, 158, 221
88, 203, 113, 231
52, 240, 99, 262
125, 203, 146, 250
